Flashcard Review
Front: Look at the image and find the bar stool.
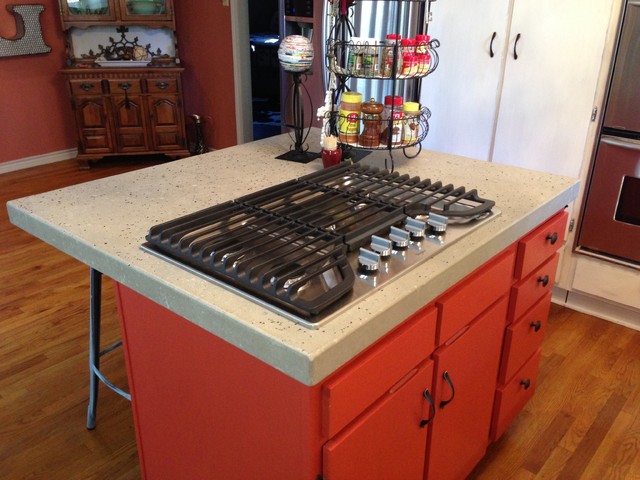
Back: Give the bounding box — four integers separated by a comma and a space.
87, 268, 131, 430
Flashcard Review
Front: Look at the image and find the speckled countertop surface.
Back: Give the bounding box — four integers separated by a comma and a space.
7, 131, 579, 386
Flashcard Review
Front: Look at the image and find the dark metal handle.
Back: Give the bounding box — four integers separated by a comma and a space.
118, 82, 132, 91
420, 389, 436, 427
514, 33, 521, 59
489, 32, 497, 58
546, 232, 559, 245
530, 320, 542, 332
156, 81, 169, 90
80, 83, 94, 92
439, 371, 455, 409
520, 378, 531, 390
537, 275, 550, 287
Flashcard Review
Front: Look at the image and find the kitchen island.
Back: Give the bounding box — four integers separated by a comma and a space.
7, 131, 579, 479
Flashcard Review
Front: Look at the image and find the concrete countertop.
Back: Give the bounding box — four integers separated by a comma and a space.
7, 131, 579, 386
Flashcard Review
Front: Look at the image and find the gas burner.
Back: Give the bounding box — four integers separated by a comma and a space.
143, 164, 499, 327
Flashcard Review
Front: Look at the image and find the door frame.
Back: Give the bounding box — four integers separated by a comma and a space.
230, 1, 253, 144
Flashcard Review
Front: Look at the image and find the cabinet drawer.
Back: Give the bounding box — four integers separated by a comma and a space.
147, 78, 178, 93
107, 79, 143, 94
515, 211, 568, 280
322, 305, 437, 438
509, 253, 559, 321
491, 349, 541, 441
499, 292, 551, 384
436, 246, 515, 344
70, 79, 103, 96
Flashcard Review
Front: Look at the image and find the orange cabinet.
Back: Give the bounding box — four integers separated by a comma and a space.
63, 68, 190, 168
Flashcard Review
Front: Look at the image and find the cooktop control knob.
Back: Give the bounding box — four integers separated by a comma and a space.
405, 218, 426, 239
358, 248, 380, 273
370, 235, 392, 258
389, 226, 411, 249
428, 213, 448, 234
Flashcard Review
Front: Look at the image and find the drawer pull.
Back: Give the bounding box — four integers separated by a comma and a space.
118, 82, 133, 91
420, 389, 436, 427
156, 81, 170, 90
520, 378, 531, 390
529, 320, 542, 332
439, 371, 456, 409
537, 275, 550, 287
546, 232, 559, 245
80, 83, 94, 92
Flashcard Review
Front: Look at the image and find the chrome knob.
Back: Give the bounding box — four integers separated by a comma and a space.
406, 218, 426, 239
370, 235, 392, 258
428, 213, 448, 234
389, 226, 410, 249
358, 248, 380, 273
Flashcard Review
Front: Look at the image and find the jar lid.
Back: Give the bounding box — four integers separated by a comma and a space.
401, 38, 416, 46
415, 34, 431, 43
384, 95, 403, 106
342, 92, 363, 103
385, 33, 401, 41
404, 102, 420, 113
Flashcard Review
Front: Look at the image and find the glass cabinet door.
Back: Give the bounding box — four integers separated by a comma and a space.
62, 0, 117, 21
119, 0, 173, 21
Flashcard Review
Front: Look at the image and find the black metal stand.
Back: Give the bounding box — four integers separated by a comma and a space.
276, 71, 320, 163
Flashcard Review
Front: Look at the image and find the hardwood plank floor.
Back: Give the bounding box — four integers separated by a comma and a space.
2, 159, 639, 479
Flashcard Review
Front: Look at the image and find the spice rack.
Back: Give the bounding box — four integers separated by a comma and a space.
323, 0, 439, 164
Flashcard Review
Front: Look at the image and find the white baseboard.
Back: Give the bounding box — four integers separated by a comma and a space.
552, 286, 640, 332
0, 149, 77, 175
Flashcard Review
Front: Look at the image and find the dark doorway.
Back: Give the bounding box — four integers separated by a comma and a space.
249, 0, 281, 140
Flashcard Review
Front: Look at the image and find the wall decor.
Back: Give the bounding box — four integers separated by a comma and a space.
0, 4, 51, 57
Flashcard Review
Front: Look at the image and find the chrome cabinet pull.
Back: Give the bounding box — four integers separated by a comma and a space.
439, 371, 456, 409
530, 320, 542, 332
537, 275, 550, 287
420, 389, 436, 427
546, 232, 559, 245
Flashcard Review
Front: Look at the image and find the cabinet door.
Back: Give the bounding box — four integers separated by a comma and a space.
118, 0, 174, 22
323, 360, 434, 480
147, 93, 186, 151
420, 0, 511, 160
74, 96, 114, 153
491, 0, 614, 177
111, 95, 149, 152
426, 297, 508, 480
60, 0, 117, 22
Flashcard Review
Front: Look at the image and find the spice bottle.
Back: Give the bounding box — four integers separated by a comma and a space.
347, 37, 364, 75
401, 53, 418, 77
381, 34, 401, 78
321, 135, 342, 168
402, 102, 421, 145
338, 91, 363, 144
362, 39, 379, 78
360, 98, 384, 147
380, 95, 404, 146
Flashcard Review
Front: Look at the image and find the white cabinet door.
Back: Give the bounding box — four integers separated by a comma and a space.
489, 0, 615, 177
421, 0, 512, 160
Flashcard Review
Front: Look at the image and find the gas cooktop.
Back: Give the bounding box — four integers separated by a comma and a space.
142, 163, 500, 328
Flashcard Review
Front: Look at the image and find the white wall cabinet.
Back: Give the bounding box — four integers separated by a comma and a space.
422, 0, 615, 178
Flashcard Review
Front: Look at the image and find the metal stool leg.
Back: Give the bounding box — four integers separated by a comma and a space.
86, 268, 130, 430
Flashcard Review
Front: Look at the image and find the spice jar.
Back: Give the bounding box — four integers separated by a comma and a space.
415, 34, 430, 55
417, 53, 431, 76
347, 37, 364, 75
360, 98, 384, 147
402, 102, 421, 145
380, 95, 404, 146
401, 53, 418, 77
381, 34, 401, 78
362, 39, 379, 77
338, 91, 363, 144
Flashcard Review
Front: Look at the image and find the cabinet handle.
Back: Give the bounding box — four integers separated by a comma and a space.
156, 81, 170, 90
513, 33, 521, 60
546, 232, 559, 245
80, 83, 94, 92
439, 371, 456, 409
118, 82, 133, 91
520, 379, 531, 390
530, 320, 542, 332
537, 275, 550, 287
489, 32, 497, 58
420, 389, 436, 427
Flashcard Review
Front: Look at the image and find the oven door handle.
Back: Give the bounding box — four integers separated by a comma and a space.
601, 135, 640, 151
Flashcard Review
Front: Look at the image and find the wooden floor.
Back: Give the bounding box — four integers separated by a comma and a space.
1, 159, 639, 479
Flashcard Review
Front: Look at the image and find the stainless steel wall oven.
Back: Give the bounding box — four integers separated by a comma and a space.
578, 0, 640, 266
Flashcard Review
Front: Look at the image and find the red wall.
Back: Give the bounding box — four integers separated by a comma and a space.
0, 0, 237, 165
0, 0, 76, 164
174, 1, 237, 150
